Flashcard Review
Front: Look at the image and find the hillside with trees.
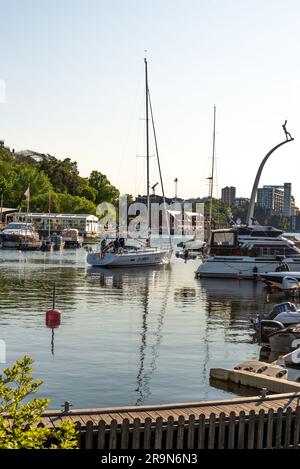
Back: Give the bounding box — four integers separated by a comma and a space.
0, 146, 119, 214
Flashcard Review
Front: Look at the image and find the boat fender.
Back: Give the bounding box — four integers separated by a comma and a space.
256, 366, 268, 374
276, 370, 288, 378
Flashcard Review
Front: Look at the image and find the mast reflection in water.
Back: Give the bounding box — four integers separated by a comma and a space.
0, 249, 278, 408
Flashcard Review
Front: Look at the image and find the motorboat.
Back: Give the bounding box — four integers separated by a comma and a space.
251, 302, 300, 343
268, 324, 300, 353
62, 228, 82, 248
0, 222, 41, 250
196, 224, 300, 279
260, 271, 300, 292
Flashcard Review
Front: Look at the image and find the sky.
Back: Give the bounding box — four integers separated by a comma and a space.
1, 0, 300, 203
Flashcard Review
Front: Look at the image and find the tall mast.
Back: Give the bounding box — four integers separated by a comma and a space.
209, 105, 216, 233
144, 57, 150, 234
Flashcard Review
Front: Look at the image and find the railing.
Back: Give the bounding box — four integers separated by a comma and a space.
71, 407, 300, 449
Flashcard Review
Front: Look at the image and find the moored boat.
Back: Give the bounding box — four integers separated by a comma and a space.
0, 222, 41, 250
196, 224, 300, 279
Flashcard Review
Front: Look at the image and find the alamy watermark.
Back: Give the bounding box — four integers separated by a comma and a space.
0, 80, 6, 104
96, 196, 204, 240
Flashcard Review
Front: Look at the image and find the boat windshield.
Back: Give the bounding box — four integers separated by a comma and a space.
211, 231, 236, 247
5, 223, 32, 230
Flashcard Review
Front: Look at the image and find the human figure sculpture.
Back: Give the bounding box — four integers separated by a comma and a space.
282, 120, 292, 141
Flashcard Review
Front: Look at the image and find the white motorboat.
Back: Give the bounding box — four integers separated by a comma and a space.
0, 222, 41, 250
87, 58, 172, 268
268, 324, 300, 353
196, 224, 300, 279
251, 302, 300, 343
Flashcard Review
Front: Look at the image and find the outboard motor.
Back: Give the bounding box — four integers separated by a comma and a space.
259, 320, 285, 344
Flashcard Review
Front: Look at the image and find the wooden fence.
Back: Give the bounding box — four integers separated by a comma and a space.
74, 406, 300, 449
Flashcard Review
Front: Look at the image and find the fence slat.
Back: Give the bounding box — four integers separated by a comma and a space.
166, 416, 174, 449
143, 417, 152, 449
75, 421, 82, 449
217, 412, 226, 449
284, 407, 292, 449
208, 413, 216, 449
97, 420, 106, 449
266, 409, 274, 449
275, 408, 283, 449
132, 418, 141, 449
109, 419, 118, 449
85, 421, 94, 449
198, 414, 206, 449
154, 417, 163, 449
238, 411, 246, 449
294, 406, 300, 448
256, 409, 265, 449
228, 411, 236, 449
187, 415, 195, 449
176, 415, 185, 449
247, 410, 255, 449
121, 418, 130, 449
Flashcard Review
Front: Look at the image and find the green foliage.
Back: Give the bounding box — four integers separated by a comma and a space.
0, 356, 78, 449
89, 170, 120, 205
38, 155, 80, 196
0, 147, 119, 213
204, 199, 231, 227
0, 146, 14, 162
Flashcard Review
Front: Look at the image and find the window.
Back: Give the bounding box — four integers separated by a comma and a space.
212, 231, 235, 247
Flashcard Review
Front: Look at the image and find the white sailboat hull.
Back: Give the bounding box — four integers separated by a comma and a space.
196, 256, 300, 279
87, 248, 172, 267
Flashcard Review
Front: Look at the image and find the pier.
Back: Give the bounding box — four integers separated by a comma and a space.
38, 393, 300, 449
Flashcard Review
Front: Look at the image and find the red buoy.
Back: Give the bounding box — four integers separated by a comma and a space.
46, 309, 61, 329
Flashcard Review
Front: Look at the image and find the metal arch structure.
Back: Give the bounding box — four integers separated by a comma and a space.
246, 126, 294, 226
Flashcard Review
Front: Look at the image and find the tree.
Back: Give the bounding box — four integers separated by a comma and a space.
89, 171, 119, 205
0, 146, 14, 162
39, 155, 80, 195
0, 356, 78, 449
12, 164, 53, 208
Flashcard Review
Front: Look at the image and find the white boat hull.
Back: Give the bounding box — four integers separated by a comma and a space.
87, 248, 172, 267
196, 256, 300, 279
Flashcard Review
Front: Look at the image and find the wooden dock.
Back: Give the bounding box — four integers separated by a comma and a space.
36, 392, 300, 449
210, 367, 300, 394
42, 392, 300, 429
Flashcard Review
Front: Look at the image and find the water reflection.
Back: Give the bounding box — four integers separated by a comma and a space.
86, 266, 172, 405
0, 250, 285, 408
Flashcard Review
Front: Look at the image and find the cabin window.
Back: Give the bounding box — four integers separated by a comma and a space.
212, 232, 235, 247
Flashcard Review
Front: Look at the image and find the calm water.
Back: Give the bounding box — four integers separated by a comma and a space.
0, 248, 277, 409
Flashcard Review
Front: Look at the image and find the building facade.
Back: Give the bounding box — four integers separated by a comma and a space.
257, 183, 293, 216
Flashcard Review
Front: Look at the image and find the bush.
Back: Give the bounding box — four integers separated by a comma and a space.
0, 356, 78, 449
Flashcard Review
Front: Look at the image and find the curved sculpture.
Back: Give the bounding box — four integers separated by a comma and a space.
246, 123, 294, 225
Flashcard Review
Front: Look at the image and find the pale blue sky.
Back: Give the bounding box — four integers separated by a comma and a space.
1, 0, 300, 203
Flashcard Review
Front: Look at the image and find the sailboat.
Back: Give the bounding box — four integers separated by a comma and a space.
87, 58, 172, 268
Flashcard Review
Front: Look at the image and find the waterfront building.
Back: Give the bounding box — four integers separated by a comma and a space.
9, 212, 98, 237
221, 186, 236, 205
257, 183, 293, 216
234, 197, 249, 206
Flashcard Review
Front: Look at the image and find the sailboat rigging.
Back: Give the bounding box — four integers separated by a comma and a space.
87, 57, 172, 267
